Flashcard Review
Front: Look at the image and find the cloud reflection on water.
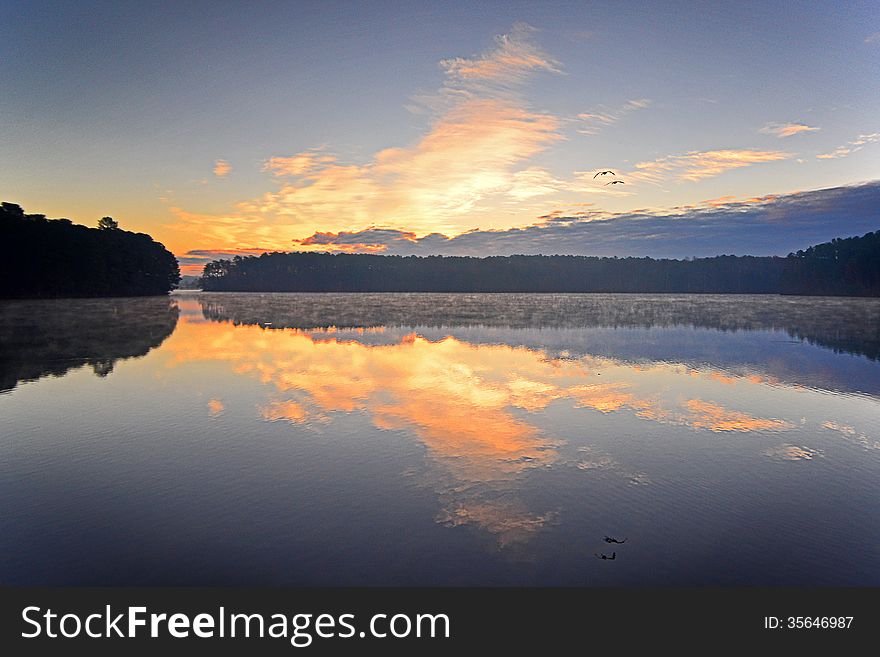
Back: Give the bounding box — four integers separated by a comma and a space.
163, 297, 813, 544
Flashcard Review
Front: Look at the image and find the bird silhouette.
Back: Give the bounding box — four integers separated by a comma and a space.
605, 180, 625, 185
604, 536, 627, 544
595, 552, 617, 560
593, 170, 615, 178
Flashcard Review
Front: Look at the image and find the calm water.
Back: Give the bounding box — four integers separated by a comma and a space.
2, 292, 879, 586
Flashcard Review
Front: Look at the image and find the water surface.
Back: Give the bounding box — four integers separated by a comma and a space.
2, 292, 879, 585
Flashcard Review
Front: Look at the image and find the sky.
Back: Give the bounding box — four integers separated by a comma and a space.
1, 0, 879, 274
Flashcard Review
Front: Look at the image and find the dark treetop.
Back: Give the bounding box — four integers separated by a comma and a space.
1, 202, 180, 298
779, 230, 880, 297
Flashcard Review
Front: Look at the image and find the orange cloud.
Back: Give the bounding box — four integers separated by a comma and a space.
439, 22, 560, 88
244, 98, 563, 236
299, 229, 417, 245
759, 122, 820, 138
817, 147, 851, 160
213, 159, 232, 178
628, 149, 791, 183
263, 153, 336, 176
701, 195, 737, 207
293, 228, 419, 253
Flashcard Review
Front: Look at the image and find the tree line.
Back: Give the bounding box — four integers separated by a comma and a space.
1, 202, 180, 298
778, 230, 880, 296
199, 252, 786, 293
198, 230, 879, 296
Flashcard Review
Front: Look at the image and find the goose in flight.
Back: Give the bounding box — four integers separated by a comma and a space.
605, 180, 625, 185
604, 536, 627, 544
593, 170, 615, 178
595, 552, 617, 560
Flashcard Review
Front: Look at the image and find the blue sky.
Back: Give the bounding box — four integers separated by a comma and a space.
1, 1, 878, 271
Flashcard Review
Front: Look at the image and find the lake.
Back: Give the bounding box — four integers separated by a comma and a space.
2, 292, 879, 586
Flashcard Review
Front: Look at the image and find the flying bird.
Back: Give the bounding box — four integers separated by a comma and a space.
604, 536, 627, 544
593, 170, 615, 178
595, 552, 617, 560
605, 180, 625, 185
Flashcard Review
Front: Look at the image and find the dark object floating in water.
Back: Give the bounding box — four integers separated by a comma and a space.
604, 536, 627, 544
595, 552, 617, 560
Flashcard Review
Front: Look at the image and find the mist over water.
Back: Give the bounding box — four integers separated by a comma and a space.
2, 292, 879, 585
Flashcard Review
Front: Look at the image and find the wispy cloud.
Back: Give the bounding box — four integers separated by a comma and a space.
263, 153, 336, 176
816, 132, 880, 159
865, 31, 880, 44
213, 159, 232, 178
627, 149, 790, 183
439, 22, 561, 90
576, 98, 651, 135
759, 122, 820, 138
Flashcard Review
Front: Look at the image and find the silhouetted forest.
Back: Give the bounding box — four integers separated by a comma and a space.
199, 230, 880, 295
1, 202, 180, 298
778, 230, 880, 296
201, 252, 787, 293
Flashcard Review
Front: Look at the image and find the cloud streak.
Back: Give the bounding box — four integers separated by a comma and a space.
627, 149, 790, 183
816, 132, 880, 159
263, 153, 336, 176
577, 98, 651, 135
759, 122, 820, 138
439, 22, 561, 91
